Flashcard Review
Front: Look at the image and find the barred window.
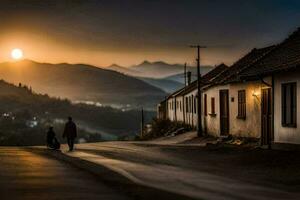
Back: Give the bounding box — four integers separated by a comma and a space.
237, 90, 246, 119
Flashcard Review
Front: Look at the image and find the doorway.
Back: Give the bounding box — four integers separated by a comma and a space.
261, 88, 273, 145
220, 90, 229, 136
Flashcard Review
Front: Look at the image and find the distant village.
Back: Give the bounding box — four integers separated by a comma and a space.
157, 27, 300, 148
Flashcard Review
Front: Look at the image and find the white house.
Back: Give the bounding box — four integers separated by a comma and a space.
238, 28, 300, 146
202, 46, 275, 141
159, 64, 228, 127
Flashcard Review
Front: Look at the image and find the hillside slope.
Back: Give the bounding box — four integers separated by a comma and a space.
0, 80, 154, 145
0, 60, 166, 109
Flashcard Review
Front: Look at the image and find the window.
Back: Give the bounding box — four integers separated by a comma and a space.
189, 96, 192, 113
186, 97, 188, 112
191, 95, 194, 113
194, 97, 197, 113
179, 101, 182, 111
237, 90, 246, 119
211, 97, 215, 114
282, 82, 297, 127
204, 94, 207, 116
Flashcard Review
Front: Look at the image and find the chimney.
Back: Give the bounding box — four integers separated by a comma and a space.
187, 71, 192, 85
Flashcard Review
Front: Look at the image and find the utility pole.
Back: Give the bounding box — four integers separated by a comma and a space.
184, 63, 187, 87
183, 63, 187, 124
190, 45, 206, 137
141, 107, 144, 137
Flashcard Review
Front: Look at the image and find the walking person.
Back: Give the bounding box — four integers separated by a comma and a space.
63, 117, 77, 151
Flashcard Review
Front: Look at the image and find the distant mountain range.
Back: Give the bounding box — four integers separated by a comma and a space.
137, 77, 184, 93
0, 60, 166, 109
107, 60, 213, 79
107, 64, 141, 77
164, 73, 197, 84
107, 61, 213, 93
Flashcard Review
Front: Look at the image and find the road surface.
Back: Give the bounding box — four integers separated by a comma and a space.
0, 147, 130, 200
63, 141, 300, 200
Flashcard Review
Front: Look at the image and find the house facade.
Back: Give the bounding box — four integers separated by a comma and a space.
202, 80, 271, 139
273, 70, 300, 145
201, 46, 275, 140
238, 28, 300, 146
158, 27, 300, 146
159, 64, 228, 127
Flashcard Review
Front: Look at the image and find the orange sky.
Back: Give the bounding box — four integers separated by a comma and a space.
0, 1, 298, 68
0, 31, 241, 67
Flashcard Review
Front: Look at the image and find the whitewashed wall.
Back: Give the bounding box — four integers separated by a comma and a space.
274, 71, 300, 144
176, 97, 185, 122
202, 85, 229, 137
165, 79, 275, 140
202, 81, 268, 138
167, 98, 175, 121
184, 89, 198, 127
228, 81, 264, 138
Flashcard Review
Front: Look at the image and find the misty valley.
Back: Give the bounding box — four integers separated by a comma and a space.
0, 60, 208, 146
0, 80, 158, 145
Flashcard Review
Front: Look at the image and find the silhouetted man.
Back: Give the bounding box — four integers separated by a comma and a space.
63, 117, 77, 151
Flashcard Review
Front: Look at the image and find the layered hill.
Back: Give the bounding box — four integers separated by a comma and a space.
138, 77, 184, 93
107, 64, 141, 77
0, 80, 154, 145
0, 60, 166, 109
165, 72, 199, 84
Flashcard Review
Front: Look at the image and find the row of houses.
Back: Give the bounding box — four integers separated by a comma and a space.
157, 27, 300, 147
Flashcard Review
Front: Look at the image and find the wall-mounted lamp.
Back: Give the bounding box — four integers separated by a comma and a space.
252, 91, 260, 97
252, 91, 260, 102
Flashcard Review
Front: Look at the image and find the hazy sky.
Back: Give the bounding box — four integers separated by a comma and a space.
0, 0, 299, 67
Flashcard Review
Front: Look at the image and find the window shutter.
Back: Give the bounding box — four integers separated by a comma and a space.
237, 90, 246, 118
211, 97, 215, 114
204, 94, 207, 116
282, 82, 297, 127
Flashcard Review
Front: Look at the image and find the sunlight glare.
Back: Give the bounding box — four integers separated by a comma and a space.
11, 48, 23, 60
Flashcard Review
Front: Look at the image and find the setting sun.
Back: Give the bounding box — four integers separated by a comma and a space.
11, 48, 23, 60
